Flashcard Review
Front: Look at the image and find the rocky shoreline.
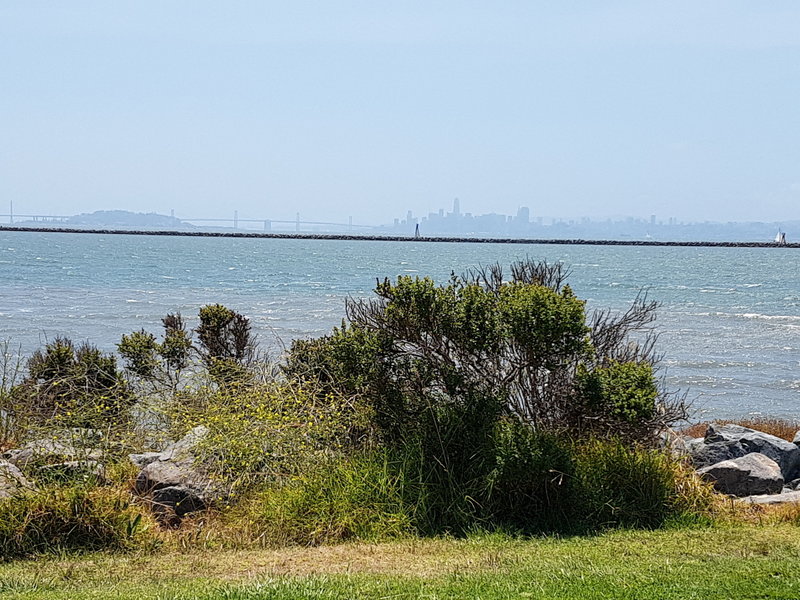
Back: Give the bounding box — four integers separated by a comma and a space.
675, 423, 800, 504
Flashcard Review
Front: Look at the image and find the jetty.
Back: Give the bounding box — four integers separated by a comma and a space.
0, 226, 797, 248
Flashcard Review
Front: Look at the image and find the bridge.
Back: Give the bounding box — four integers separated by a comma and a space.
182, 216, 375, 231
0, 212, 377, 232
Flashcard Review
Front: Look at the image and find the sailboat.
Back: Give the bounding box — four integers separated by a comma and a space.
775, 230, 787, 245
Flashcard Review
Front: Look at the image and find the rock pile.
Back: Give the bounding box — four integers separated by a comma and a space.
0, 425, 221, 523
130, 425, 225, 524
1, 429, 108, 486
684, 423, 800, 505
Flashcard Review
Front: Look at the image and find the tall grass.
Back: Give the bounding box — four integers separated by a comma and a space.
573, 438, 714, 530
0, 484, 158, 560
221, 436, 714, 545
234, 451, 416, 546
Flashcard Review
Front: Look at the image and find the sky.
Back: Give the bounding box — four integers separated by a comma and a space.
1, 2, 799, 226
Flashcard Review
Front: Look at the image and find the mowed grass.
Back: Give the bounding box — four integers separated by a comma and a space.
2, 524, 800, 599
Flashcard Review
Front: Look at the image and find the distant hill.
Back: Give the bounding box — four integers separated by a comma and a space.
66, 210, 191, 229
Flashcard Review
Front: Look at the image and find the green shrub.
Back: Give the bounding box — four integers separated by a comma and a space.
288, 260, 684, 447
282, 259, 693, 535
0, 484, 157, 560
10, 338, 131, 428
195, 304, 255, 385
576, 360, 659, 426
118, 306, 254, 390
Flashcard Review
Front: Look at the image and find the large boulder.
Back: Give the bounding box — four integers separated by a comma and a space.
698, 452, 784, 497
0, 460, 35, 499
687, 437, 747, 469
704, 423, 800, 479
132, 426, 222, 520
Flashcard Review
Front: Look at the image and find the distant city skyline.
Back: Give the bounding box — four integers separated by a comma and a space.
4, 199, 797, 229
4, 203, 797, 245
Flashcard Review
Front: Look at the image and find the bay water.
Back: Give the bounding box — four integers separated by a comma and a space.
2, 230, 799, 419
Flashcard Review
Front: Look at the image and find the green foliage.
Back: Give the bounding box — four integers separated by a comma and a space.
167, 382, 369, 492
160, 313, 193, 372
118, 313, 192, 387
393, 393, 504, 534
12, 338, 131, 427
196, 304, 254, 368
285, 324, 402, 442
576, 360, 659, 424
288, 259, 674, 443
117, 330, 160, 378
118, 306, 257, 390
0, 266, 705, 558
0, 484, 157, 560
285, 322, 389, 397
572, 438, 710, 530
487, 422, 575, 531
497, 282, 590, 368
234, 436, 709, 540
243, 452, 415, 546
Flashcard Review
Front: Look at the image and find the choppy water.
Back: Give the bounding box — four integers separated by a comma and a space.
2, 230, 799, 419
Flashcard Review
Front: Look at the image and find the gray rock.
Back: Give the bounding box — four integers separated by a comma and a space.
704, 423, 800, 480
129, 452, 162, 469
684, 437, 705, 454
657, 429, 692, 456
158, 425, 209, 461
2, 447, 35, 467
740, 490, 800, 506
133, 426, 221, 520
2, 433, 104, 467
698, 452, 784, 497
688, 439, 747, 469
135, 459, 213, 494
793, 430, 800, 446
0, 460, 35, 499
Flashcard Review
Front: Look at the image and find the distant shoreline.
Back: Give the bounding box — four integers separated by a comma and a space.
0, 225, 796, 248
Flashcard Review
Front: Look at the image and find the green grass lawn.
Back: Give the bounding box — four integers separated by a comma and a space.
1, 524, 799, 599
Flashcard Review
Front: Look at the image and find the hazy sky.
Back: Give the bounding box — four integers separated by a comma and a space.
2, 2, 799, 225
